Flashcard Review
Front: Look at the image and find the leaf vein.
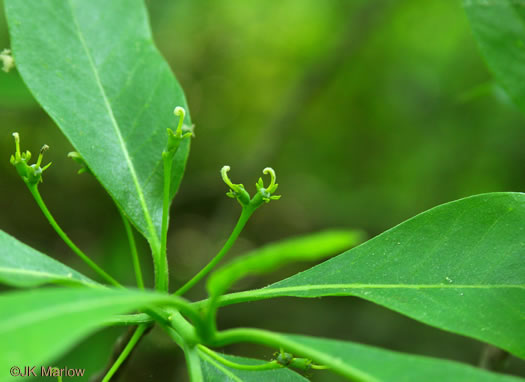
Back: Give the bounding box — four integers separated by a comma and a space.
66, 0, 159, 248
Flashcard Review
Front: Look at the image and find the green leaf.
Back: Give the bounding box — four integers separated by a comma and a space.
210, 193, 525, 358
207, 230, 364, 298
0, 287, 173, 379
199, 352, 309, 382
0, 230, 98, 288
279, 334, 523, 382
4, 0, 191, 249
463, 0, 525, 112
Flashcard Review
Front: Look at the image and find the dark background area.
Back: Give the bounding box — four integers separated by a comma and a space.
1, 0, 524, 381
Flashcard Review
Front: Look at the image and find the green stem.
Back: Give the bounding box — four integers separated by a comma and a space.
183, 344, 204, 382
101, 324, 149, 382
198, 345, 282, 371
164, 325, 185, 348
142, 298, 200, 345
158, 320, 202, 381
211, 328, 376, 382
139, 295, 202, 335
165, 309, 200, 345
175, 207, 254, 296
158, 154, 173, 292
118, 208, 144, 289
102, 313, 153, 326
27, 184, 121, 287
104, 305, 199, 330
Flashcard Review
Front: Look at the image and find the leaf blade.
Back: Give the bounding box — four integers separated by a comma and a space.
4, 0, 191, 246
208, 193, 525, 358
0, 230, 98, 288
280, 334, 524, 382
0, 288, 172, 379
207, 230, 364, 298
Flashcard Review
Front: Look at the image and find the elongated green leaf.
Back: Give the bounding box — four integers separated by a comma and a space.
463, 0, 525, 112
210, 193, 525, 358
0, 288, 173, 380
199, 352, 308, 382
0, 230, 98, 288
207, 230, 363, 297
276, 334, 523, 382
4, 0, 191, 248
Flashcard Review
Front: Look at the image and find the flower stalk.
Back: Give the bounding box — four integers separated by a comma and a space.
10, 133, 121, 287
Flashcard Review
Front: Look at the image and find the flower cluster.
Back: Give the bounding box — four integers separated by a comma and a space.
10, 132, 51, 186
221, 165, 281, 210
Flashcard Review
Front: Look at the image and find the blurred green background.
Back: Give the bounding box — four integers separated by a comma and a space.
1, 0, 525, 381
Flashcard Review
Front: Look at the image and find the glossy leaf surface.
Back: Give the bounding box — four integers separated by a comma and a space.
4, 0, 191, 248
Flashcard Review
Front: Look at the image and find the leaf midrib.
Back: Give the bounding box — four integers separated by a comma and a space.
215, 283, 525, 305
66, 0, 159, 248
0, 266, 96, 286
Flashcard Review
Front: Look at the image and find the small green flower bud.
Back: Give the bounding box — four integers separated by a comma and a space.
289, 357, 313, 371
10, 133, 51, 186
221, 166, 251, 206
221, 165, 281, 209
255, 167, 281, 203
163, 106, 193, 161
273, 351, 293, 366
